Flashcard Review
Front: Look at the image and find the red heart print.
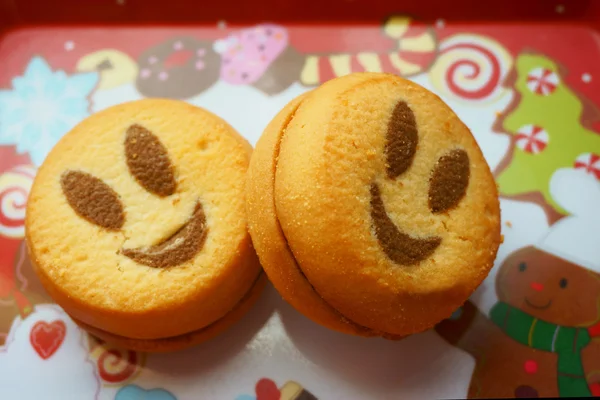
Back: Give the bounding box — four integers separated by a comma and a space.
30, 320, 66, 360
255, 378, 281, 400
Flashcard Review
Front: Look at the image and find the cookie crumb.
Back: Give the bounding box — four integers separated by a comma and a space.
505, 221, 512, 228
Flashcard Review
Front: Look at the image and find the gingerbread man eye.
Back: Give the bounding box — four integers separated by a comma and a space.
61, 170, 124, 230
519, 262, 527, 272
125, 124, 176, 197
559, 278, 568, 289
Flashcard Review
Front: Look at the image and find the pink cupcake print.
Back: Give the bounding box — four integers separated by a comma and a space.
214, 24, 304, 95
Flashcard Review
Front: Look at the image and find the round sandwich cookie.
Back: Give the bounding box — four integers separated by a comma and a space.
247, 72, 501, 338
26, 99, 263, 352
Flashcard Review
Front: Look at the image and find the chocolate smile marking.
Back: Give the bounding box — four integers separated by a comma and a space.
120, 202, 208, 268
370, 183, 441, 265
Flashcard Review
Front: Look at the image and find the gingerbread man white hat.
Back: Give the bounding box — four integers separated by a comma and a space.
536, 167, 600, 274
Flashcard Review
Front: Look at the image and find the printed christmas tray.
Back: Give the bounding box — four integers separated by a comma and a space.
1, 0, 599, 398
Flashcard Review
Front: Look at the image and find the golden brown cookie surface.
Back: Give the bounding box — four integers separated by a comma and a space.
73, 273, 266, 353
26, 99, 261, 342
248, 72, 501, 337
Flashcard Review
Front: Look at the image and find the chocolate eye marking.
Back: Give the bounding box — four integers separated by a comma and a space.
62, 125, 208, 268
370, 183, 441, 265
385, 101, 418, 179
428, 149, 470, 214
120, 202, 208, 268
125, 124, 177, 197
61, 170, 125, 230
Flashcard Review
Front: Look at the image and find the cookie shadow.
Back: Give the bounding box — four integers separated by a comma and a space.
144, 281, 277, 377
278, 299, 456, 393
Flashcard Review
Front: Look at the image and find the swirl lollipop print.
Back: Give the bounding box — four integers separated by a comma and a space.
429, 34, 513, 105
89, 338, 143, 384
0, 165, 36, 239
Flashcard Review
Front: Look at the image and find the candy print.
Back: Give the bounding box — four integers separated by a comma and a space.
0, 57, 98, 166
0, 165, 35, 239
514, 125, 549, 154
300, 16, 437, 86
279, 381, 318, 400
89, 337, 144, 384
494, 52, 600, 222
381, 15, 438, 76
526, 67, 560, 96
574, 153, 600, 180
428, 34, 513, 104
237, 378, 318, 400
213, 18, 437, 96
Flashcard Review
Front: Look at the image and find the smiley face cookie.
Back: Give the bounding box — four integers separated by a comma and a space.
247, 72, 501, 337
26, 99, 263, 351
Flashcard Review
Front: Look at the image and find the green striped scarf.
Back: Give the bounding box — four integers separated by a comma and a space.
490, 302, 592, 397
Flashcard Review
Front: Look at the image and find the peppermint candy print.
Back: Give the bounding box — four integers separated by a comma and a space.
574, 153, 600, 180
526, 67, 560, 96
0, 165, 36, 238
515, 125, 549, 154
